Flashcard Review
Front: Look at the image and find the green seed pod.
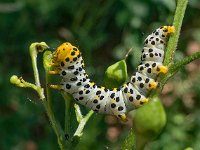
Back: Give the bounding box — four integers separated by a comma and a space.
132, 96, 166, 149
104, 59, 128, 88
10, 75, 25, 87
10, 75, 20, 85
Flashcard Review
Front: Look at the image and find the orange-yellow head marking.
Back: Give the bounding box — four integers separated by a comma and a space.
53, 42, 80, 63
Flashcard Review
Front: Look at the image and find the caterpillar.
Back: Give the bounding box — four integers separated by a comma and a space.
49, 26, 175, 121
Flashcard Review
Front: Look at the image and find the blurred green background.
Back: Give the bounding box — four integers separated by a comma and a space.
1, 0, 200, 149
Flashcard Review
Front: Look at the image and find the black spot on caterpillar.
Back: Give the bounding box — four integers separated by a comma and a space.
49, 26, 175, 121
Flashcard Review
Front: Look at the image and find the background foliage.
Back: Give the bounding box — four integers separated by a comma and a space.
1, 0, 200, 149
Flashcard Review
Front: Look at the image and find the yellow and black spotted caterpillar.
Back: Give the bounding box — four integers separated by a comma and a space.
49, 26, 175, 121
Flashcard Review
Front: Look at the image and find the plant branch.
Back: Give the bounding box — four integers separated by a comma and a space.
61, 92, 74, 143
164, 0, 188, 66
10, 75, 40, 92
74, 104, 83, 123
161, 51, 200, 85
170, 51, 200, 74
70, 109, 94, 149
159, 0, 188, 89
29, 42, 50, 99
73, 110, 94, 137
29, 42, 48, 87
61, 91, 94, 149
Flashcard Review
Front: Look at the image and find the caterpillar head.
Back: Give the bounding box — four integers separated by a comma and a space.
53, 42, 80, 65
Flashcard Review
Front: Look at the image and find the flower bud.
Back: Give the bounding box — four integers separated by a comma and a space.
104, 59, 127, 88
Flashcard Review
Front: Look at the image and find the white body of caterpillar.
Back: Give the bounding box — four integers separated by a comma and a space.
50, 26, 175, 121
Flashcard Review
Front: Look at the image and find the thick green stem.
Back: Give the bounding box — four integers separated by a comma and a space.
159, 0, 188, 88
164, 0, 188, 66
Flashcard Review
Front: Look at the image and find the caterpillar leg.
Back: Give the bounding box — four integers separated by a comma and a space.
48, 84, 62, 90
157, 65, 168, 74
130, 72, 158, 91
139, 98, 149, 105
148, 81, 158, 90
49, 70, 60, 75
131, 97, 149, 108
117, 113, 128, 122
49, 62, 60, 67
137, 62, 168, 76
165, 26, 175, 34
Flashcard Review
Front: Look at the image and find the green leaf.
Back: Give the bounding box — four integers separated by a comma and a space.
104, 59, 128, 88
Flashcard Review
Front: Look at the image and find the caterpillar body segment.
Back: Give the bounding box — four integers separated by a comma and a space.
49, 26, 175, 121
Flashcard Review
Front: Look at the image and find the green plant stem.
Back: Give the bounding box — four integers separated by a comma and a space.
170, 51, 200, 74
73, 110, 94, 137
29, 42, 48, 86
64, 97, 72, 135
29, 42, 49, 99
74, 103, 83, 123
45, 75, 66, 149
61, 93, 94, 149
43, 101, 66, 149
70, 110, 93, 148
31, 49, 40, 86
43, 51, 66, 150
61, 92, 74, 143
159, 0, 188, 88
164, 0, 188, 66
161, 51, 200, 86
